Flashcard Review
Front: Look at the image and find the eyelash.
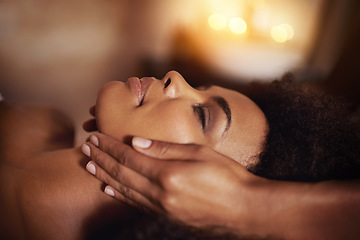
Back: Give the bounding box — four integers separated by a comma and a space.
194, 104, 207, 130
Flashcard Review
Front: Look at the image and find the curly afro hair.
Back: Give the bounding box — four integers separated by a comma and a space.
244, 74, 360, 181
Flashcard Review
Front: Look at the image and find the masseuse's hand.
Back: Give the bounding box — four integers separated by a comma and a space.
81, 133, 259, 230
81, 134, 360, 239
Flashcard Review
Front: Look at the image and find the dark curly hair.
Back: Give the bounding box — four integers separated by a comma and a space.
244, 74, 360, 181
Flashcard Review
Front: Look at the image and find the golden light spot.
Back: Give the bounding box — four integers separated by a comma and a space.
281, 23, 294, 40
271, 23, 294, 43
208, 13, 227, 31
229, 17, 247, 34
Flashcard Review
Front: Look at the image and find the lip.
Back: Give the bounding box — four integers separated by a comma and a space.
127, 77, 154, 106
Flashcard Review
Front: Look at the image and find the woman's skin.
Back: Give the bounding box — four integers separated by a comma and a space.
95, 70, 268, 167
0, 103, 134, 239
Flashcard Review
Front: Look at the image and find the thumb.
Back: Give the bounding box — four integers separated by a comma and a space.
132, 136, 208, 161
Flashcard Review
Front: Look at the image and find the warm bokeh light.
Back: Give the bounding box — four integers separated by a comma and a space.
271, 23, 294, 43
229, 17, 247, 34
271, 26, 287, 43
281, 23, 294, 40
208, 13, 227, 31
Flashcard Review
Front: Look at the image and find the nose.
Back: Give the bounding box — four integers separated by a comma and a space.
162, 71, 197, 99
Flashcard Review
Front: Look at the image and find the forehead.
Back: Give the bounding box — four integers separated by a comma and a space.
206, 86, 268, 164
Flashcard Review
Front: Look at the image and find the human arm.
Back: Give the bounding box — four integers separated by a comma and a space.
82, 133, 360, 240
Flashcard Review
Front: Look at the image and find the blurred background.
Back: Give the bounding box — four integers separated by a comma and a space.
0, 0, 359, 144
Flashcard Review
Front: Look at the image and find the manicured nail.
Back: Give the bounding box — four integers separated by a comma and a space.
86, 161, 96, 175
104, 186, 115, 197
132, 137, 152, 148
90, 135, 99, 147
81, 144, 91, 157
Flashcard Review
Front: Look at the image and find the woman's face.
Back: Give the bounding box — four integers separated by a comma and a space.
96, 71, 268, 167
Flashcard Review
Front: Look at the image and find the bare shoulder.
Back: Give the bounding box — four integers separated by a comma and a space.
0, 102, 75, 164
0, 147, 132, 240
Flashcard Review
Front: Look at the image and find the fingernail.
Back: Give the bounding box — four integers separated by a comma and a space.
86, 161, 96, 175
132, 137, 152, 148
90, 135, 99, 147
104, 186, 115, 197
81, 144, 91, 157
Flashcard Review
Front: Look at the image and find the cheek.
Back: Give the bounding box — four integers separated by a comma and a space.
134, 105, 204, 144
97, 96, 206, 145
96, 80, 209, 146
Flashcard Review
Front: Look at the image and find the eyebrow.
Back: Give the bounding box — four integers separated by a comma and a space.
212, 96, 231, 135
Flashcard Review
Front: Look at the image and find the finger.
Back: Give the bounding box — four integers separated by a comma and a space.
132, 136, 213, 161
82, 142, 162, 200
89, 133, 166, 178
89, 105, 96, 117
82, 118, 97, 132
103, 185, 163, 215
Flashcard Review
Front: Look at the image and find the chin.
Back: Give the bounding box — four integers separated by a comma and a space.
96, 81, 124, 101
96, 81, 128, 124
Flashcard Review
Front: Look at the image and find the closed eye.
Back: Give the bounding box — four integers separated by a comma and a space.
193, 104, 208, 130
